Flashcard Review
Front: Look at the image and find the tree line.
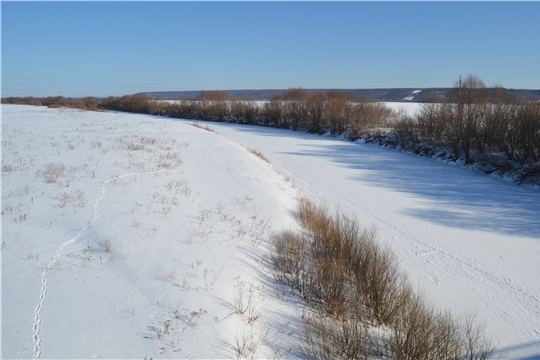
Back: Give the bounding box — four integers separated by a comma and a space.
3, 75, 539, 184
394, 75, 540, 184
1, 89, 395, 138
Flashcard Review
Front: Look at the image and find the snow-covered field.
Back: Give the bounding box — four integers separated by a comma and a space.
2, 105, 539, 359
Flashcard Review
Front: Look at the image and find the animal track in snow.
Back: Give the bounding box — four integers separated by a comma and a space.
32, 169, 168, 359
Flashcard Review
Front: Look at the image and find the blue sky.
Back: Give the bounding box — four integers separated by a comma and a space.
2, 1, 539, 97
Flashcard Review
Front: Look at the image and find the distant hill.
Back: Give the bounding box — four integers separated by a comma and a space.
506, 88, 540, 101
138, 88, 540, 102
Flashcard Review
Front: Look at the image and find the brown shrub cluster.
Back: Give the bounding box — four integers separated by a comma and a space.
189, 121, 217, 133
262, 88, 392, 135
99, 94, 158, 114
271, 199, 494, 359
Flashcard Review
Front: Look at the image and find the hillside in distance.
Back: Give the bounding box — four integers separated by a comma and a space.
139, 88, 540, 101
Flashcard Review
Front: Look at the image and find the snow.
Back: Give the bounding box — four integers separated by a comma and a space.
2, 106, 302, 359
403, 90, 422, 101
2, 105, 540, 359
383, 101, 422, 117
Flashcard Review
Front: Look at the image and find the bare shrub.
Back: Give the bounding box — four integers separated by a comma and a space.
91, 140, 102, 148
57, 190, 87, 208
351, 241, 411, 325
97, 239, 113, 253
306, 91, 326, 133
39, 163, 66, 184
270, 230, 307, 291
125, 142, 145, 151
295, 197, 331, 239
394, 116, 420, 149
140, 136, 157, 145
262, 98, 284, 127
271, 199, 494, 359
327, 90, 352, 135
303, 309, 372, 360
233, 279, 261, 323
234, 329, 260, 360
461, 314, 494, 360
164, 269, 178, 282
388, 293, 486, 360
57, 192, 71, 208
350, 100, 393, 131
190, 121, 218, 133
247, 148, 270, 164
184, 308, 206, 327
309, 257, 349, 317
2, 163, 16, 172
389, 292, 441, 359
74, 189, 87, 207
231, 101, 259, 124
26, 252, 39, 260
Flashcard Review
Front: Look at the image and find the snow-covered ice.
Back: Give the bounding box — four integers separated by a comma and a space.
2, 105, 539, 359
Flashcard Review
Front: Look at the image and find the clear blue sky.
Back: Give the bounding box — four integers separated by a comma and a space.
2, 1, 539, 97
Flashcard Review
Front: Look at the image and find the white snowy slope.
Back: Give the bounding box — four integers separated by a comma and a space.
2, 105, 303, 359
2, 105, 539, 359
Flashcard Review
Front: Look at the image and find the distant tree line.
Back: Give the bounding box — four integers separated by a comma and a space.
1, 89, 395, 138
2, 95, 101, 111
3, 75, 539, 185
394, 75, 540, 184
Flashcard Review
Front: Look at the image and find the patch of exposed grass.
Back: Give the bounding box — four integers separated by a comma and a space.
190, 122, 218, 134
247, 148, 270, 164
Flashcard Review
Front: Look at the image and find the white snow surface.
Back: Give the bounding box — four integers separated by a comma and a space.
403, 90, 422, 101
383, 101, 422, 117
2, 105, 540, 359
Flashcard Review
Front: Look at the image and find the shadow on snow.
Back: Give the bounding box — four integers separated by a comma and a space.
218, 123, 540, 239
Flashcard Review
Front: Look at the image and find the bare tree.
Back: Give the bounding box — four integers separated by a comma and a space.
306, 91, 327, 134
327, 90, 351, 135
